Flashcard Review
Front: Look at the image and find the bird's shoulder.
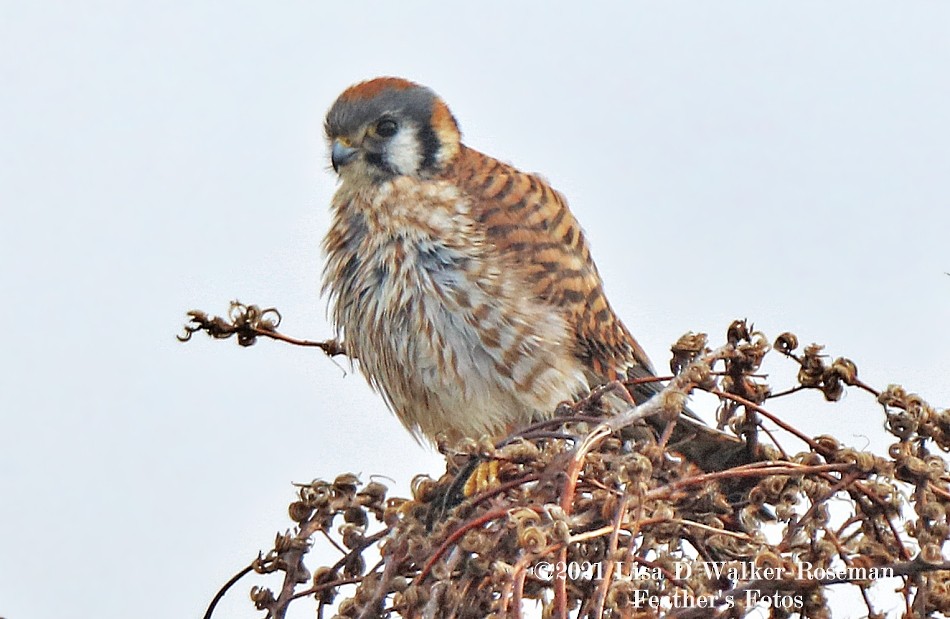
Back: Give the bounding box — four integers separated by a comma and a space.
439, 145, 591, 274
437, 146, 654, 379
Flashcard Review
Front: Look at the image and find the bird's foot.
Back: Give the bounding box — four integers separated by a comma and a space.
462, 459, 501, 496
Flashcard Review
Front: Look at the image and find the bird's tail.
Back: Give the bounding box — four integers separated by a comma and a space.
623, 364, 759, 472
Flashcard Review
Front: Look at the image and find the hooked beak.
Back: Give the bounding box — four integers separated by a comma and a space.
331, 139, 359, 172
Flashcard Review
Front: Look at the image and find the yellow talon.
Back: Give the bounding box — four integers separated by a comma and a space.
463, 459, 501, 496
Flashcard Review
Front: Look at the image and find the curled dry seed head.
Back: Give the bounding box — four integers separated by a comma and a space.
273, 530, 294, 553
628, 453, 653, 477
926, 456, 947, 478
551, 519, 571, 543
878, 384, 907, 408
253, 549, 279, 574
497, 438, 540, 462
921, 543, 945, 564
599, 493, 619, 521
336, 598, 358, 617
312, 566, 340, 604
333, 473, 360, 495
288, 501, 314, 523
918, 500, 947, 522
739, 505, 763, 530
761, 475, 786, 498
383, 497, 409, 526
508, 507, 541, 530
343, 551, 365, 578
774, 332, 799, 354
814, 539, 837, 562
301, 483, 331, 508
747, 486, 766, 506
671, 331, 708, 373
411, 475, 438, 502
774, 503, 796, 521
475, 436, 497, 457
814, 435, 840, 453
518, 526, 548, 553
727, 319, 751, 344
853, 450, 876, 473
358, 481, 388, 504
795, 450, 825, 466
653, 504, 674, 521
685, 362, 715, 390
544, 504, 568, 522
313, 566, 339, 585
659, 389, 688, 419
250, 586, 276, 610
932, 522, 950, 540
746, 380, 771, 403
673, 331, 708, 355
779, 484, 801, 506
830, 357, 858, 385
904, 456, 931, 479
798, 347, 826, 388
754, 550, 782, 570
821, 373, 844, 401
344, 506, 368, 527
811, 503, 830, 526
906, 393, 929, 417
888, 442, 911, 459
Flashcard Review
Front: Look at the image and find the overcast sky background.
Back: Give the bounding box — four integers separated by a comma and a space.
1, 3, 949, 618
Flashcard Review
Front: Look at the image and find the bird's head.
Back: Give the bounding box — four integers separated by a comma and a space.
325, 77, 461, 183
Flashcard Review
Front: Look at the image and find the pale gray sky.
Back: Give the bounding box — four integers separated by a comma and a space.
1, 3, 948, 618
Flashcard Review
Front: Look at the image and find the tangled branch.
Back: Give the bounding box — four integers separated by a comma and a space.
182, 307, 950, 618
178, 300, 346, 356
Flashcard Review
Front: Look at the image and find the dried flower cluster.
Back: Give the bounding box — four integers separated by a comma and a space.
183, 306, 950, 619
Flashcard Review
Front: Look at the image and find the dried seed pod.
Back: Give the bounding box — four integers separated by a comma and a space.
411, 475, 438, 502
250, 585, 276, 610
312, 567, 340, 604
497, 438, 541, 462
339, 523, 365, 549
921, 543, 944, 564
333, 473, 360, 495
774, 332, 799, 353
300, 482, 331, 508
344, 506, 368, 528
889, 442, 911, 459
288, 501, 314, 523
508, 507, 541, 530
926, 456, 948, 478
821, 372, 844, 401
830, 357, 858, 385
519, 526, 548, 553
358, 481, 388, 504
754, 550, 782, 570
727, 319, 751, 345
878, 384, 907, 408
886, 412, 917, 440
918, 500, 947, 522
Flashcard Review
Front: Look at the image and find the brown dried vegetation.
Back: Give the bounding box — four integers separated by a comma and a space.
182, 303, 950, 619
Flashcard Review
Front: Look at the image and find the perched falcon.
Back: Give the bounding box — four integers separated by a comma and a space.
321, 77, 744, 465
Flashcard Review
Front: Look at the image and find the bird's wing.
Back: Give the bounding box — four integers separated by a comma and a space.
445, 146, 753, 471
448, 146, 654, 383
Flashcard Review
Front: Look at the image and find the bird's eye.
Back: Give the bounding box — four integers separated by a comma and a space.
375, 119, 398, 138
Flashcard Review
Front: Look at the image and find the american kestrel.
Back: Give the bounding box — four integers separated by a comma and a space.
321, 77, 736, 459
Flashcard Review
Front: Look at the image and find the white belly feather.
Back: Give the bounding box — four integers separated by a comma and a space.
323, 178, 589, 442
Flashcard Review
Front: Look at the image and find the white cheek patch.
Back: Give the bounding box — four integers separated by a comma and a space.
386, 124, 423, 175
